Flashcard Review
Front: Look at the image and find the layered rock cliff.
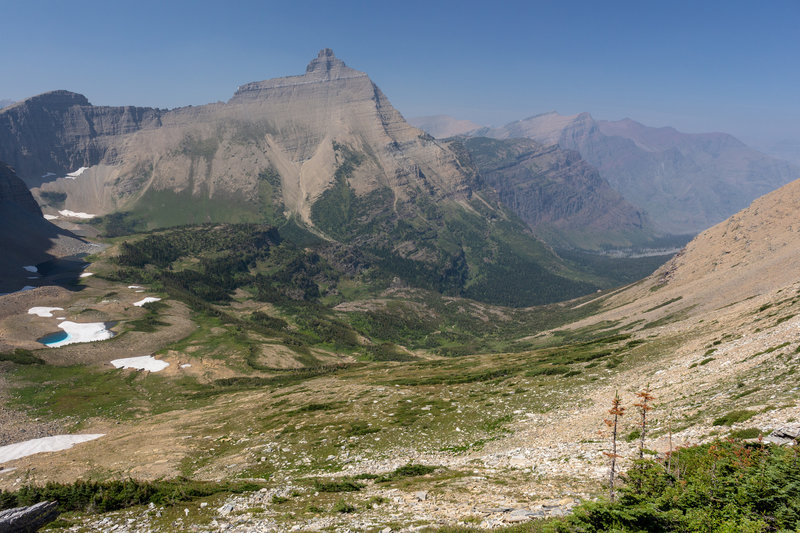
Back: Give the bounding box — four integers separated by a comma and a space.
0, 91, 162, 187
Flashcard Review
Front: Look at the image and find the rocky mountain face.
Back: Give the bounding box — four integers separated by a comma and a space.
408, 115, 482, 139
453, 137, 654, 250
0, 91, 163, 188
0, 162, 86, 292
0, 161, 41, 215
0, 50, 601, 306
472, 112, 800, 235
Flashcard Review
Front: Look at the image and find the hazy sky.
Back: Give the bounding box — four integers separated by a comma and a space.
2, 0, 798, 148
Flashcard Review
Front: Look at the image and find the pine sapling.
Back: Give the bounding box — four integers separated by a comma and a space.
634, 385, 655, 461
632, 385, 654, 493
664, 409, 674, 477
603, 391, 625, 501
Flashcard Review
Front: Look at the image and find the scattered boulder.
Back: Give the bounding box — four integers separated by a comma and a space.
765, 426, 800, 446
0, 501, 59, 533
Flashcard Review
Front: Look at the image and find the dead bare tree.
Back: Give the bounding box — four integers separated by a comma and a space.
603, 391, 625, 501
634, 385, 655, 461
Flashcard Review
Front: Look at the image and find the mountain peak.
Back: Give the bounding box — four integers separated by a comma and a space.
230, 49, 366, 103
303, 48, 361, 81
306, 48, 343, 72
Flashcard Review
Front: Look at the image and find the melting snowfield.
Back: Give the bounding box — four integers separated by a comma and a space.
0, 434, 104, 464
133, 297, 161, 307
58, 209, 96, 219
42, 321, 114, 347
110, 356, 169, 372
43, 214, 58, 220
22, 265, 38, 273
28, 307, 64, 318
65, 167, 88, 178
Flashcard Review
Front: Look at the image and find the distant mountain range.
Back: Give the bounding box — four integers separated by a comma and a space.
413, 113, 800, 235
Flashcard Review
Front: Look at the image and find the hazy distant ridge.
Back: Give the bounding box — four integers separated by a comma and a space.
459, 112, 800, 235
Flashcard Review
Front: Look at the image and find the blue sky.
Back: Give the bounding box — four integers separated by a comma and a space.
2, 0, 798, 148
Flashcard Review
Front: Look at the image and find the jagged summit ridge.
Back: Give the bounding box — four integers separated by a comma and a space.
231, 49, 367, 102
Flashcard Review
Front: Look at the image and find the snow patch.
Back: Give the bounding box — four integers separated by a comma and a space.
58, 209, 96, 219
133, 297, 161, 307
180, 364, 192, 369
0, 434, 104, 464
23, 265, 38, 273
58, 210, 96, 219
46, 321, 114, 347
43, 214, 59, 220
28, 306, 64, 318
41, 172, 56, 179
65, 167, 88, 178
128, 285, 144, 289
111, 356, 169, 372
80, 272, 94, 278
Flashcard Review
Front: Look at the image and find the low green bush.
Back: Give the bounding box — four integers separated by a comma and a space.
0, 478, 260, 514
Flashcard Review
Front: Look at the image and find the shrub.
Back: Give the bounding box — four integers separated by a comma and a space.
0, 478, 260, 514
713, 409, 757, 426
728, 427, 762, 439
0, 349, 44, 365
312, 479, 364, 493
332, 499, 356, 513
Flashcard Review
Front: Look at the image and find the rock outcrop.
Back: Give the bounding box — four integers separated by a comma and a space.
0, 501, 59, 532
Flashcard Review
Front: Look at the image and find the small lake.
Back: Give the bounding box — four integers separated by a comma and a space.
38, 331, 70, 346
